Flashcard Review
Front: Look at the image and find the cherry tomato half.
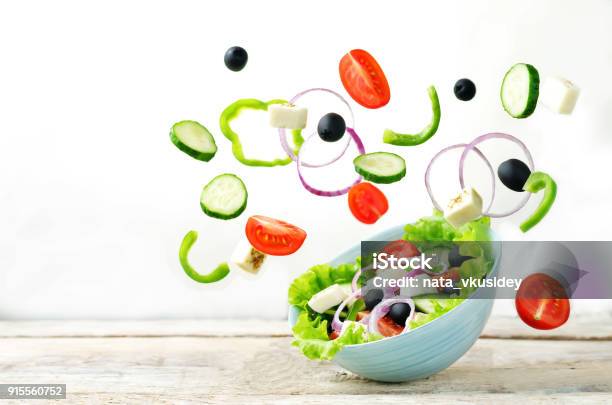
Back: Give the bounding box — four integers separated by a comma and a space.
383, 240, 420, 259
348, 182, 389, 224
377, 316, 404, 337
245, 215, 307, 256
339, 49, 391, 109
515, 273, 570, 330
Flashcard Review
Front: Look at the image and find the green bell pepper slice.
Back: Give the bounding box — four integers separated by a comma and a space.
220, 98, 298, 167
383, 85, 441, 146
520, 172, 557, 233
179, 230, 230, 283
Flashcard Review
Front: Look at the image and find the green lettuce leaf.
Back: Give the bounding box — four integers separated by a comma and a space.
291, 311, 380, 361
403, 210, 491, 243
288, 260, 359, 310
409, 297, 463, 329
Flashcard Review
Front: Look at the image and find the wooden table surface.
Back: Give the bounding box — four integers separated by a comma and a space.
0, 315, 611, 404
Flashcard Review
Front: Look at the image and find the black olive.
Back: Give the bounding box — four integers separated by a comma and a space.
317, 113, 346, 142
454, 78, 476, 101
498, 158, 532, 192
449, 244, 471, 267
389, 303, 412, 326
224, 46, 248, 72
364, 288, 384, 311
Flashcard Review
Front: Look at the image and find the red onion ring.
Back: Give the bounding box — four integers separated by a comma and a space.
351, 268, 362, 293
368, 298, 415, 336
331, 289, 363, 332
278, 88, 354, 168
297, 127, 365, 197
425, 143, 496, 213
459, 133, 534, 218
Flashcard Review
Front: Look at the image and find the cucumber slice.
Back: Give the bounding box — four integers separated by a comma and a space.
353, 152, 406, 184
200, 174, 247, 220
413, 294, 455, 314
501, 63, 540, 118
413, 296, 436, 314
170, 120, 218, 161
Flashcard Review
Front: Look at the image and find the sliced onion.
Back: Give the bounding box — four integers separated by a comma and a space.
278, 88, 354, 168
368, 298, 416, 336
297, 127, 365, 197
459, 133, 534, 218
425, 143, 496, 213
351, 268, 361, 293
331, 289, 363, 332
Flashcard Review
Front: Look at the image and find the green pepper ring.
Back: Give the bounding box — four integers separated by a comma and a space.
219, 98, 302, 167
179, 230, 230, 283
520, 172, 557, 233
383, 85, 441, 146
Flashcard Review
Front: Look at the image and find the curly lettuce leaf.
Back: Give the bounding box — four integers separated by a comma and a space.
291, 311, 379, 360
288, 260, 359, 310
409, 297, 463, 329
403, 210, 491, 243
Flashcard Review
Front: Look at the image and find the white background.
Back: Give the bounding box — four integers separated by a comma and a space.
1, 0, 611, 319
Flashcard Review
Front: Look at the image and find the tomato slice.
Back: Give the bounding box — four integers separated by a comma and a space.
515, 273, 570, 330
377, 316, 404, 337
339, 49, 391, 109
348, 182, 389, 224
329, 330, 340, 340
245, 215, 307, 256
383, 240, 420, 259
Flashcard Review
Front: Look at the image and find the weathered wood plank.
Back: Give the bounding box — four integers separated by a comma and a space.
0, 314, 610, 340
0, 336, 610, 400
0, 392, 607, 405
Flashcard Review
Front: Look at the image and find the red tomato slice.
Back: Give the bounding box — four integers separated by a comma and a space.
329, 330, 340, 340
377, 316, 403, 337
515, 273, 570, 330
348, 183, 389, 224
339, 49, 391, 109
245, 215, 307, 256
383, 240, 420, 259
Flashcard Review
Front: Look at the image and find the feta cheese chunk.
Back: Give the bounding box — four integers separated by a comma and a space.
307, 284, 349, 314
540, 76, 580, 114
444, 187, 483, 229
230, 238, 266, 274
339, 283, 357, 306
268, 104, 308, 129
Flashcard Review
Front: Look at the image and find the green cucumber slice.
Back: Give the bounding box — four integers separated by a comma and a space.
413, 294, 455, 314
353, 152, 406, 184
501, 63, 540, 118
170, 120, 218, 161
200, 174, 247, 220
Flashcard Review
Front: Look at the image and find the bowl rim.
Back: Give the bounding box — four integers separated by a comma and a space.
288, 224, 501, 349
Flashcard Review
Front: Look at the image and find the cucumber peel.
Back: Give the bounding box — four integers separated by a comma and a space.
501, 63, 540, 119
353, 152, 406, 184
200, 173, 248, 220
170, 120, 217, 162
383, 86, 441, 146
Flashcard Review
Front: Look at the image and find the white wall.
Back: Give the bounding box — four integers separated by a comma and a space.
1, 0, 611, 319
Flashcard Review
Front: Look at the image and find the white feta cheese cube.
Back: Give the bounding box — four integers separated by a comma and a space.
307, 284, 348, 314
443, 187, 483, 229
540, 76, 580, 114
268, 104, 308, 129
230, 238, 266, 274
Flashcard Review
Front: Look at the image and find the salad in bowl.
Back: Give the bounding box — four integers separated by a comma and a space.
288, 211, 498, 381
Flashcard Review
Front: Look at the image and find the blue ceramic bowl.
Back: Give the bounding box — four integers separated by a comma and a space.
288, 224, 500, 382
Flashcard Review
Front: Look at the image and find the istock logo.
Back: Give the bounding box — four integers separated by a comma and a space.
372, 252, 434, 271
